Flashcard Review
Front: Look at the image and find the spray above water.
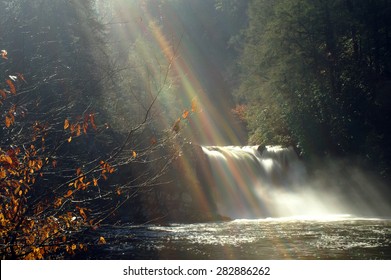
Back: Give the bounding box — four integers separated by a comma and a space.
199, 145, 391, 219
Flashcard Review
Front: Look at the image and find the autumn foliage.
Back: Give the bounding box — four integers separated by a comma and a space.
0, 2, 201, 257
0, 50, 111, 259
172, 98, 200, 133
0, 44, 194, 259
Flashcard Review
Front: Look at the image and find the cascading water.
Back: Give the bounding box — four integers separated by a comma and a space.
199, 145, 378, 219
200, 145, 305, 218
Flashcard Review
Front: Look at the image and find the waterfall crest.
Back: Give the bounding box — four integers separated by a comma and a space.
200, 145, 307, 218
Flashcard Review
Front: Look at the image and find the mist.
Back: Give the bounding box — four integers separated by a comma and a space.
200, 146, 391, 220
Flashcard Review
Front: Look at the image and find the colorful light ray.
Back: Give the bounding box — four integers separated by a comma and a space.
107, 0, 267, 259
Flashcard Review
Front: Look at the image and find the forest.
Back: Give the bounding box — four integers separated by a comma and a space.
1, 0, 390, 259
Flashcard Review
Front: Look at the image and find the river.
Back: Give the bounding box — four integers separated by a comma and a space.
79, 215, 391, 260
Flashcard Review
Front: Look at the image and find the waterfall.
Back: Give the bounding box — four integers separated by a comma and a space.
199, 145, 320, 219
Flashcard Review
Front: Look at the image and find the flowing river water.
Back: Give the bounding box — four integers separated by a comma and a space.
81, 215, 391, 259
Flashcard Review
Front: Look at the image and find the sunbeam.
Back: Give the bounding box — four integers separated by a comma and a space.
107, 0, 246, 146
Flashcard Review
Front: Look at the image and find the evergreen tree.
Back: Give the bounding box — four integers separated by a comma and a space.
236, 0, 391, 177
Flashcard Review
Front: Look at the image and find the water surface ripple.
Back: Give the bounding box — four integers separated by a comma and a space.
79, 215, 391, 259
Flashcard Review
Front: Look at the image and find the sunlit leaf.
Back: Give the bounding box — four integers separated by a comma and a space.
0, 168, 6, 179
182, 110, 189, 119
79, 208, 87, 221
132, 150, 137, 159
0, 155, 13, 164
5, 79, 16, 94
68, 136, 72, 143
93, 178, 98, 187
37, 159, 43, 169
54, 198, 62, 208
98, 236, 106, 245
76, 124, 81, 136
70, 123, 75, 133
83, 122, 88, 134
64, 119, 70, 130
64, 190, 73, 198
5, 116, 12, 127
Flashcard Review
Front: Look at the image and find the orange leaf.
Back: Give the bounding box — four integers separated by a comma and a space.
76, 124, 81, 136
5, 116, 12, 127
14, 186, 20, 196
93, 178, 98, 187
64, 190, 73, 198
83, 122, 88, 134
5, 79, 16, 94
37, 159, 43, 169
64, 119, 70, 130
54, 198, 63, 208
70, 123, 75, 133
0, 155, 13, 164
79, 208, 87, 221
182, 110, 189, 119
0, 169, 6, 179
132, 150, 137, 159
98, 236, 106, 245
68, 136, 72, 143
